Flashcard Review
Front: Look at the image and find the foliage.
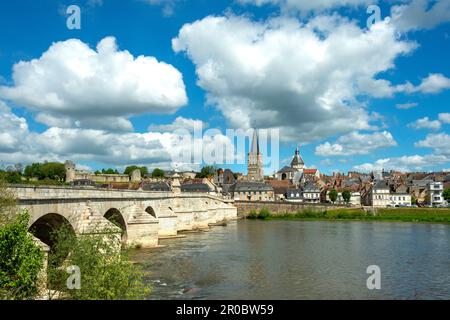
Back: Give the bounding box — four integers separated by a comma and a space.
411, 195, 418, 205
24, 162, 65, 181
196, 166, 216, 178
0, 211, 44, 300
341, 190, 351, 204
0, 179, 17, 227
247, 208, 271, 220
47, 225, 151, 300
101, 168, 120, 175
151, 168, 165, 178
328, 189, 338, 203
124, 166, 149, 177
0, 171, 22, 184
443, 188, 450, 202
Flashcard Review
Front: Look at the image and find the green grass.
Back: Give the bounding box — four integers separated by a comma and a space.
246, 207, 450, 224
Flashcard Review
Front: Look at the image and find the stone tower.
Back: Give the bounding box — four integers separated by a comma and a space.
64, 160, 76, 183
247, 129, 264, 181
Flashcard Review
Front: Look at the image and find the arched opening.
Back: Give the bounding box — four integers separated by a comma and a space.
104, 208, 127, 243
281, 173, 287, 180
145, 206, 157, 219
29, 213, 76, 266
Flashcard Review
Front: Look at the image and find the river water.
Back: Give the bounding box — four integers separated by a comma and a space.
131, 220, 450, 300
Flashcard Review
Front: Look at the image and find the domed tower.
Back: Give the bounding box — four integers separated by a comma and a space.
247, 129, 264, 181
291, 147, 305, 171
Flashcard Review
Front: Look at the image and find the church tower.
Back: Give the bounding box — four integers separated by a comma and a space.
247, 129, 264, 181
291, 147, 305, 171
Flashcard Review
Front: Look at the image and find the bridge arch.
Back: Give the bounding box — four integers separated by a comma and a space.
104, 208, 127, 243
28, 213, 76, 266
145, 206, 157, 219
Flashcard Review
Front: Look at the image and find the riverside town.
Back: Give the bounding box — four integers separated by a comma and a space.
0, 0, 449, 309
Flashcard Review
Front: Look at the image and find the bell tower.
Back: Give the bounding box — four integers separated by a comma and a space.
247, 129, 264, 181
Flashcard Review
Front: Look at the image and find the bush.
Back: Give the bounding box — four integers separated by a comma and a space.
247, 211, 258, 219
0, 211, 44, 300
257, 208, 271, 220
47, 225, 151, 300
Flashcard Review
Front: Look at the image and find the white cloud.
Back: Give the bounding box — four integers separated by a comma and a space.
148, 116, 207, 133
415, 133, 450, 156
315, 131, 397, 156
438, 113, 450, 124
143, 0, 179, 17
0, 102, 235, 170
353, 154, 449, 172
238, 0, 373, 14
173, 15, 415, 143
0, 37, 187, 131
396, 102, 418, 109
390, 0, 450, 32
408, 117, 441, 130
395, 73, 450, 95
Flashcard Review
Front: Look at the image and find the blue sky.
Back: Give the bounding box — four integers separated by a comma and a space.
0, 0, 449, 175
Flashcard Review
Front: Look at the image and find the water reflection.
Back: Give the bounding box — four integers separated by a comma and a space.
132, 220, 450, 300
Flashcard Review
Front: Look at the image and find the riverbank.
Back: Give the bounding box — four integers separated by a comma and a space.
247, 207, 450, 224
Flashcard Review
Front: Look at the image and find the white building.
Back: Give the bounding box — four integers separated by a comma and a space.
388, 193, 412, 207
369, 181, 391, 207
428, 182, 444, 206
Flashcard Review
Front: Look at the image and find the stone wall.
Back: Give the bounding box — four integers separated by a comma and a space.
235, 200, 351, 217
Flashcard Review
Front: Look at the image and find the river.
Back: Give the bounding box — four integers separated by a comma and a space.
131, 220, 450, 300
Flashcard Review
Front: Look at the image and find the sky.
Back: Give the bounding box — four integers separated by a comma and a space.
0, 0, 449, 175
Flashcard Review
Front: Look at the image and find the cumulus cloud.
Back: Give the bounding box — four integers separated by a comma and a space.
173, 15, 415, 143
0, 102, 235, 170
438, 113, 450, 124
148, 116, 207, 133
415, 133, 450, 156
353, 154, 449, 172
390, 0, 450, 32
315, 131, 397, 156
0, 37, 187, 131
238, 0, 373, 14
408, 117, 441, 130
396, 102, 418, 109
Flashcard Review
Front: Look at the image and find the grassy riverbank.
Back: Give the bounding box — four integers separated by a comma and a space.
247, 207, 450, 224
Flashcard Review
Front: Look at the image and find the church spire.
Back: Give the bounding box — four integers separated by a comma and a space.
250, 128, 260, 155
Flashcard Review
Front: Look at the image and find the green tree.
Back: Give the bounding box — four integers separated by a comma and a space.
24, 162, 65, 181
48, 226, 151, 300
0, 211, 45, 300
124, 166, 149, 177
329, 189, 338, 204
151, 168, 165, 178
443, 188, 450, 202
102, 168, 119, 174
342, 190, 351, 204
411, 195, 418, 205
196, 166, 216, 178
0, 179, 16, 226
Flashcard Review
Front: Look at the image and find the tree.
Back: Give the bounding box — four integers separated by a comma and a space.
0, 179, 16, 227
0, 211, 44, 300
124, 166, 149, 177
151, 168, 165, 178
444, 188, 450, 202
48, 226, 151, 300
342, 190, 351, 204
329, 189, 338, 204
102, 168, 119, 175
196, 166, 216, 178
411, 195, 418, 205
24, 162, 65, 181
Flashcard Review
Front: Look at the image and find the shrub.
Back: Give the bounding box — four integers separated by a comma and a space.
247, 210, 258, 219
258, 208, 271, 220
0, 211, 44, 300
47, 225, 151, 300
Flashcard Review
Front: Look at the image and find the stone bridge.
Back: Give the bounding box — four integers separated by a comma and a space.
9, 185, 237, 249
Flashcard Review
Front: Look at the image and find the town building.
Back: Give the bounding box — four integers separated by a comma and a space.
230, 182, 274, 201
